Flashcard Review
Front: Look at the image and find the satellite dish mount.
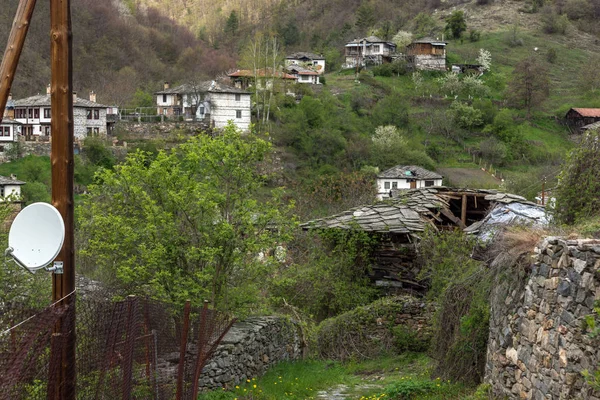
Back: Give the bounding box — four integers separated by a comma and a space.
4, 202, 65, 274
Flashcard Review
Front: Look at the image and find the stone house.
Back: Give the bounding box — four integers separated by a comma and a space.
13, 88, 108, 140
285, 52, 326, 74
344, 36, 397, 67
377, 165, 443, 200
405, 38, 447, 71
227, 69, 297, 91
155, 81, 252, 130
0, 174, 24, 202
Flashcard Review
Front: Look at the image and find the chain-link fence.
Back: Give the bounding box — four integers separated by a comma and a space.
0, 293, 235, 399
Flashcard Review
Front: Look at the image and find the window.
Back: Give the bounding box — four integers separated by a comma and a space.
94, 109, 99, 120
87, 109, 92, 119
373, 45, 380, 52
0, 186, 4, 197
2, 127, 9, 136
392, 182, 398, 189
199, 106, 205, 116
93, 127, 99, 135
301, 75, 310, 81
162, 94, 167, 103
34, 108, 39, 119
384, 182, 390, 189
236, 110, 242, 119
425, 180, 435, 187
87, 127, 92, 135
28, 108, 33, 118
235, 94, 241, 101
44, 108, 51, 118
44, 126, 50, 136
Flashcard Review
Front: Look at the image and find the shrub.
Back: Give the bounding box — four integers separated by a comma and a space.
546, 47, 557, 63
445, 11, 467, 39
469, 29, 481, 42
447, 101, 484, 130
541, 5, 569, 34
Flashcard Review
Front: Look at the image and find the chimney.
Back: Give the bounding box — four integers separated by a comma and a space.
164, 82, 170, 90
8, 93, 12, 101
73, 92, 77, 102
10, 174, 16, 180
46, 84, 51, 95
89, 91, 97, 103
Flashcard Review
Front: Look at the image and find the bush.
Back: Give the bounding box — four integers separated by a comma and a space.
546, 47, 557, 63
469, 29, 481, 42
554, 130, 600, 224
541, 5, 569, 34
447, 101, 484, 130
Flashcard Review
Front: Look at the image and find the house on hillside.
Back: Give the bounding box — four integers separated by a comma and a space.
565, 108, 600, 131
376, 165, 443, 200
285, 52, 326, 74
1, 95, 21, 146
405, 38, 447, 72
227, 69, 297, 90
13, 87, 108, 140
0, 174, 24, 202
285, 65, 321, 84
155, 81, 252, 130
344, 36, 397, 68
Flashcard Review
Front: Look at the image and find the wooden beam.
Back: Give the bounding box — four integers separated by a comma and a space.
50, 0, 75, 398
0, 0, 38, 122
439, 208, 467, 230
461, 194, 467, 226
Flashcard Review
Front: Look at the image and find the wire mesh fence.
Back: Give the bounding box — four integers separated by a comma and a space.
0, 293, 235, 399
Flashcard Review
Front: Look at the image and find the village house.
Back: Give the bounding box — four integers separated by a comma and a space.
285, 65, 320, 84
344, 36, 397, 67
13, 87, 108, 140
285, 52, 326, 74
0, 174, 24, 202
376, 165, 443, 200
228, 69, 297, 90
0, 95, 21, 149
565, 108, 600, 131
155, 81, 252, 130
405, 38, 447, 72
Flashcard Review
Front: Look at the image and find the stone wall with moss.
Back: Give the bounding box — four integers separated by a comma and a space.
486, 238, 600, 399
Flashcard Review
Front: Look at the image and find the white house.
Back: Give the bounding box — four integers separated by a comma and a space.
156, 81, 252, 130
0, 174, 24, 202
285, 65, 321, 84
344, 36, 397, 67
0, 118, 21, 144
377, 165, 443, 200
13, 88, 108, 140
285, 52, 326, 74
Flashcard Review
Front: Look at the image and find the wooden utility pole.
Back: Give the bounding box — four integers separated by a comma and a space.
50, 0, 75, 398
0, 0, 38, 122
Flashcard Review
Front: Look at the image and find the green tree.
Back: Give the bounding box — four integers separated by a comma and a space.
412, 12, 438, 38
224, 11, 239, 35
355, 4, 376, 33
447, 101, 484, 130
506, 56, 550, 118
554, 130, 600, 224
445, 11, 467, 39
77, 125, 294, 313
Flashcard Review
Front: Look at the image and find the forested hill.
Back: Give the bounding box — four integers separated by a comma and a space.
0, 0, 235, 105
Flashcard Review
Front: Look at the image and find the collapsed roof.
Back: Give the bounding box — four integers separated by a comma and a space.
301, 187, 549, 239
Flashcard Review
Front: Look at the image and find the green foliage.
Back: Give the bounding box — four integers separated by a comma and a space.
546, 47, 557, 63
469, 29, 481, 42
447, 102, 484, 130
77, 124, 294, 314
315, 296, 433, 360
224, 11, 239, 35
383, 378, 439, 398
5, 141, 23, 161
129, 89, 154, 108
271, 229, 378, 321
541, 5, 569, 34
419, 228, 491, 385
370, 125, 436, 171
445, 11, 467, 39
355, 4, 376, 32
412, 13, 438, 38
82, 137, 116, 170
279, 20, 301, 46
554, 130, 600, 224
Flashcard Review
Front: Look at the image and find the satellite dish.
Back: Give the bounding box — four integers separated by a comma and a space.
5, 202, 65, 273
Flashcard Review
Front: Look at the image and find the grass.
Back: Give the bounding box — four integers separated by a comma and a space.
197, 353, 479, 400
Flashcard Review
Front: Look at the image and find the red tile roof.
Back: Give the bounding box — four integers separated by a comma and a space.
571, 108, 600, 118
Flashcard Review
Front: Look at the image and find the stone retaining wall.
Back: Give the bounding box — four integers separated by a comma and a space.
486, 238, 600, 399
198, 316, 302, 389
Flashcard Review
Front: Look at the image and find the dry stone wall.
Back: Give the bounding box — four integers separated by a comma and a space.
198, 316, 302, 390
486, 238, 600, 400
